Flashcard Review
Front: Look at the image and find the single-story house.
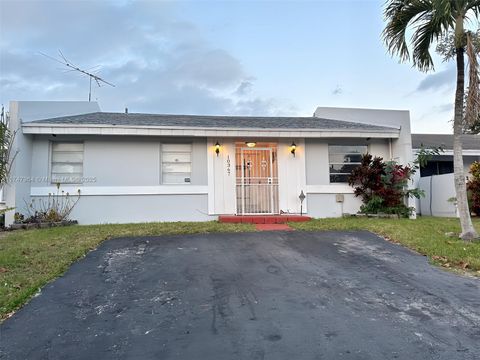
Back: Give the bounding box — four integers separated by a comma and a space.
2, 101, 415, 225
412, 133, 480, 217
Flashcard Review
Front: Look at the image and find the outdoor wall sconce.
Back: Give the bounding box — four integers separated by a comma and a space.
290, 142, 297, 157
245, 142, 257, 148
215, 141, 220, 156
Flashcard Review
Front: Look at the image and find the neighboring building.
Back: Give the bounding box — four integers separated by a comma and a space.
3, 101, 414, 225
412, 133, 480, 217
412, 134, 480, 178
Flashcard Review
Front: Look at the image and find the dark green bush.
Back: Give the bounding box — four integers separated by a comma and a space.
349, 154, 422, 218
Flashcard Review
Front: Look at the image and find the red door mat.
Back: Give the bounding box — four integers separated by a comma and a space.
219, 215, 311, 224
255, 224, 294, 231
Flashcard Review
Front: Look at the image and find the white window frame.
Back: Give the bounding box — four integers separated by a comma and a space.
50, 142, 84, 184
160, 143, 193, 185
328, 145, 367, 183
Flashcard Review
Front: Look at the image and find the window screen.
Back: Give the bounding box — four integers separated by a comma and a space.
51, 142, 84, 184
161, 144, 192, 184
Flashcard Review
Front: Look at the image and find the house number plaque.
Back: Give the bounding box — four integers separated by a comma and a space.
226, 155, 231, 176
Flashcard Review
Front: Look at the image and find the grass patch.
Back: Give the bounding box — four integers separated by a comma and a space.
0, 221, 254, 320
290, 216, 480, 274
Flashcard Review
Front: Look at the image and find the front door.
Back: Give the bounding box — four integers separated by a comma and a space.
236, 145, 279, 214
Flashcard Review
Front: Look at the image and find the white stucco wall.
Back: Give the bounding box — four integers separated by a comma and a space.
304, 138, 391, 218
307, 193, 363, 218
314, 107, 412, 165
18, 136, 209, 223
313, 107, 415, 218
207, 138, 236, 215
305, 138, 390, 186
28, 194, 210, 224
30, 136, 208, 187
12, 101, 100, 123
277, 138, 307, 214
5, 101, 101, 225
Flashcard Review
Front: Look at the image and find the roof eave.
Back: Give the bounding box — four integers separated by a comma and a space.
22, 123, 400, 138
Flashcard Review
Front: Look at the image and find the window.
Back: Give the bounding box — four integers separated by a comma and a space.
51, 142, 84, 184
328, 145, 367, 183
161, 144, 192, 184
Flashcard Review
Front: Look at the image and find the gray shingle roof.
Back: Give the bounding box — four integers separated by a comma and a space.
27, 112, 398, 132
412, 134, 480, 150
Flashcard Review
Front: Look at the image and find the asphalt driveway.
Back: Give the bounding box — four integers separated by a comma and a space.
1, 231, 479, 360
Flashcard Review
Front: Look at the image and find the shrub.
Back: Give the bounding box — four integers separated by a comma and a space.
348, 154, 422, 217
467, 161, 480, 215
16, 184, 81, 224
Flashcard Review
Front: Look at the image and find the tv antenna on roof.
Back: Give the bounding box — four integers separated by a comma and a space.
40, 50, 115, 102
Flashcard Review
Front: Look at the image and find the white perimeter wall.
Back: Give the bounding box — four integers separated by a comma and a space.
418, 174, 457, 217
412, 154, 479, 214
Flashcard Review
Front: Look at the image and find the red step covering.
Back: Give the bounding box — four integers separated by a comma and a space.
219, 215, 311, 224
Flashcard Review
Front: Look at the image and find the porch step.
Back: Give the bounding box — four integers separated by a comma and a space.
219, 215, 311, 224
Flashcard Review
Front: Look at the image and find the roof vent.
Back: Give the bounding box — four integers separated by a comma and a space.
125, 107, 128, 114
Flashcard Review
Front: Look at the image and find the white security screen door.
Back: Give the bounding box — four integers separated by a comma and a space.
235, 145, 279, 214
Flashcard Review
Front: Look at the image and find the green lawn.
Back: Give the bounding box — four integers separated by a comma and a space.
1, 217, 479, 321
290, 216, 480, 274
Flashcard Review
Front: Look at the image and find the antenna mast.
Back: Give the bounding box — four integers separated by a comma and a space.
40, 50, 115, 101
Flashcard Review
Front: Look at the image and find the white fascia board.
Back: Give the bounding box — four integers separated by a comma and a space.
31, 185, 208, 196
306, 184, 354, 194
22, 124, 400, 138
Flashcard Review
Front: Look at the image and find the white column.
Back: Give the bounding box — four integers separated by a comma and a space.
277, 139, 307, 214
208, 138, 236, 215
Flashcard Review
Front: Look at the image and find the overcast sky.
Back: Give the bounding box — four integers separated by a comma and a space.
0, 0, 472, 133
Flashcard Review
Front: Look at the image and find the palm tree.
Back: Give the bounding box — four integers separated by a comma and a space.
383, 0, 479, 241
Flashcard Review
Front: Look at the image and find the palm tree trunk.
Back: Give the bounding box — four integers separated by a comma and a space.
454, 19, 478, 241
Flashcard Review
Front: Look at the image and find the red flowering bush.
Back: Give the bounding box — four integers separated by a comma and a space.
348, 154, 422, 217
467, 161, 480, 215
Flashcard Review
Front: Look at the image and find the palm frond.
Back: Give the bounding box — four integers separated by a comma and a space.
412, 1, 454, 71
383, 0, 431, 63
465, 0, 480, 16
383, 0, 453, 71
